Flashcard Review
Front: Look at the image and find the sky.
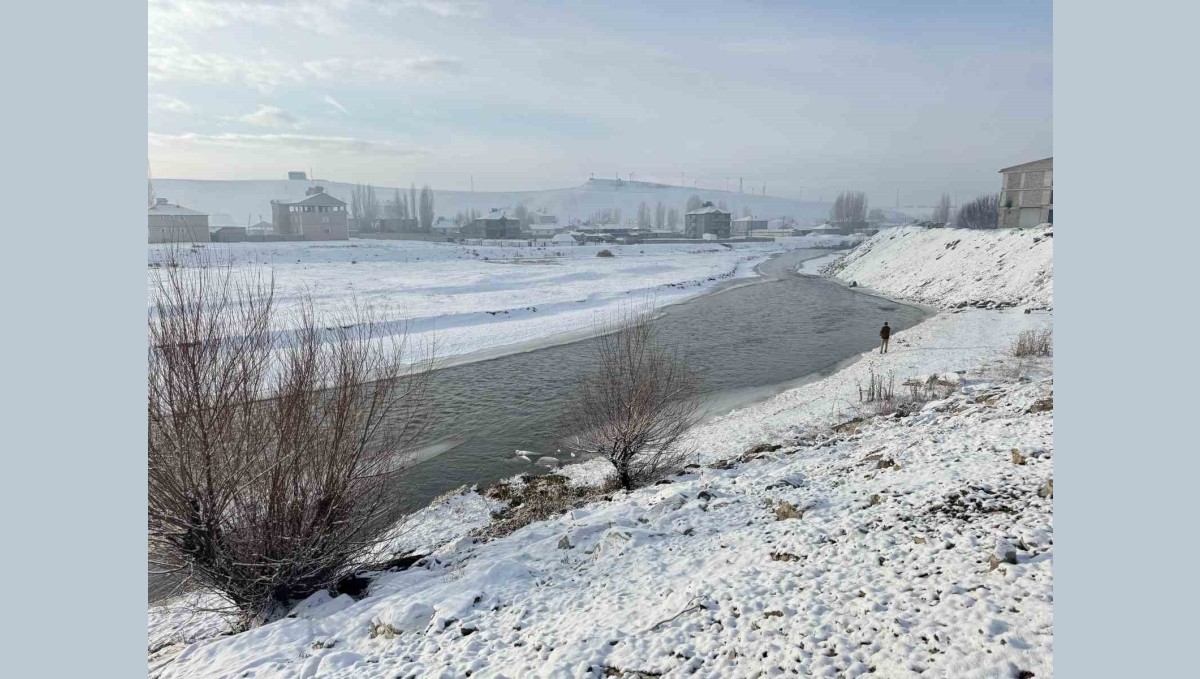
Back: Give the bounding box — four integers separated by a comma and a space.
148, 0, 1052, 207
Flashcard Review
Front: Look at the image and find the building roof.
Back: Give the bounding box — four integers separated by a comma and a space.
551, 233, 577, 242
273, 188, 347, 207
249, 220, 273, 230
732, 216, 766, 222
477, 210, 515, 221
999, 157, 1053, 173
686, 205, 730, 216
148, 199, 207, 217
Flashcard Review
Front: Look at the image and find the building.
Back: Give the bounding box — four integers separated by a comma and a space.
431, 217, 461, 238
998, 157, 1053, 228
148, 198, 209, 243
469, 210, 522, 239
375, 217, 420, 233
288, 171, 307, 180
247, 220, 274, 236
211, 226, 247, 242
530, 222, 560, 237
684, 202, 731, 239
731, 216, 769, 237
270, 186, 349, 240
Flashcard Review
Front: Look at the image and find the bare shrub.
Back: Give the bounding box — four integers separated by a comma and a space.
857, 368, 895, 404
147, 250, 436, 627
955, 193, 1000, 229
856, 370, 959, 417
1011, 328, 1053, 357
559, 303, 702, 489
596, 249, 615, 257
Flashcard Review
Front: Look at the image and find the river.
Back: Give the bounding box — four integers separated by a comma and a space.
394, 248, 929, 509
148, 247, 930, 602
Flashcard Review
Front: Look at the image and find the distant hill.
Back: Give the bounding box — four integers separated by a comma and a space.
153, 177, 863, 227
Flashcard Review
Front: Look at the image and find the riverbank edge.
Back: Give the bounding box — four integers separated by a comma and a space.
430, 247, 841, 371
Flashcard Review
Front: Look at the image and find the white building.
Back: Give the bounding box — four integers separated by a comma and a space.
148, 198, 209, 243
998, 157, 1053, 228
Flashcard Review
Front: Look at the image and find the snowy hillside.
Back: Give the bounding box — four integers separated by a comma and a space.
824, 226, 1054, 310
153, 177, 839, 226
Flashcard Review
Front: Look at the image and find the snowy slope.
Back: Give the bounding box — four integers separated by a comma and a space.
824, 226, 1053, 310
153, 177, 839, 227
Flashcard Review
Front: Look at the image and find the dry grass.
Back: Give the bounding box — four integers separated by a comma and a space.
1011, 328, 1053, 357
477, 474, 620, 539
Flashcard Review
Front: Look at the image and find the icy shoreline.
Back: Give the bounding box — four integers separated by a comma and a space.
150, 227, 1054, 678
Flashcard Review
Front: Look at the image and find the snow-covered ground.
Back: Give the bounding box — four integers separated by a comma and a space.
150, 226, 1054, 678
149, 240, 782, 362
825, 226, 1053, 309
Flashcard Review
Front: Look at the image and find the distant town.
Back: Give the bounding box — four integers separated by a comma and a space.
149, 157, 1052, 246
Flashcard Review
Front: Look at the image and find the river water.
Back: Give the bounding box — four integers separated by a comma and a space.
394, 248, 930, 509
148, 248, 929, 601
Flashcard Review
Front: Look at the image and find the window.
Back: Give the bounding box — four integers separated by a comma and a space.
1043, 170, 1053, 187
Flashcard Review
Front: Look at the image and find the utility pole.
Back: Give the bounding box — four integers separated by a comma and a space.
739, 177, 743, 194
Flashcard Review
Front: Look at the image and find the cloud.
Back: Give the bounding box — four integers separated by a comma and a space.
238, 105, 300, 128
150, 131, 422, 158
323, 95, 351, 115
149, 0, 485, 38
151, 94, 192, 114
373, 1, 486, 19
149, 46, 464, 89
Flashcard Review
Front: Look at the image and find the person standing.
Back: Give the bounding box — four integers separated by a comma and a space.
879, 321, 891, 353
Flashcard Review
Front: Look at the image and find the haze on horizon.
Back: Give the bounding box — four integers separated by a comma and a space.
149, 0, 1051, 207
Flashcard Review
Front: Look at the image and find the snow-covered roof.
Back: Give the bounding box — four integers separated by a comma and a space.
249, 221, 273, 230
551, 233, 577, 242
686, 205, 730, 216
148, 200, 207, 217
478, 210, 515, 221
273, 190, 346, 207
733, 216, 766, 222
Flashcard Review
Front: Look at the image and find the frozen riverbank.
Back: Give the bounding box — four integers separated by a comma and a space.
150, 227, 1054, 678
150, 240, 778, 365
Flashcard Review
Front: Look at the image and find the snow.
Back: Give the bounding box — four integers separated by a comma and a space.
149, 239, 783, 363
152, 227, 1054, 678
824, 226, 1053, 310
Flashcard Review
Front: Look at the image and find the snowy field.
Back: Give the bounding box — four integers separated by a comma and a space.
150, 227, 1054, 677
149, 239, 785, 363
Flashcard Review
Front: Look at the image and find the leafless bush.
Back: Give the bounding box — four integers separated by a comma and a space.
1011, 328, 1053, 357
857, 370, 958, 417
857, 368, 895, 404
596, 249, 614, 257
559, 302, 702, 489
955, 193, 1000, 229
147, 250, 436, 627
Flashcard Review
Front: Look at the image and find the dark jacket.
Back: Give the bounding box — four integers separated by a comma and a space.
880, 325, 891, 339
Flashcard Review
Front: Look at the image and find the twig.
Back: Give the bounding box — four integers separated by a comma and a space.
643, 596, 704, 633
